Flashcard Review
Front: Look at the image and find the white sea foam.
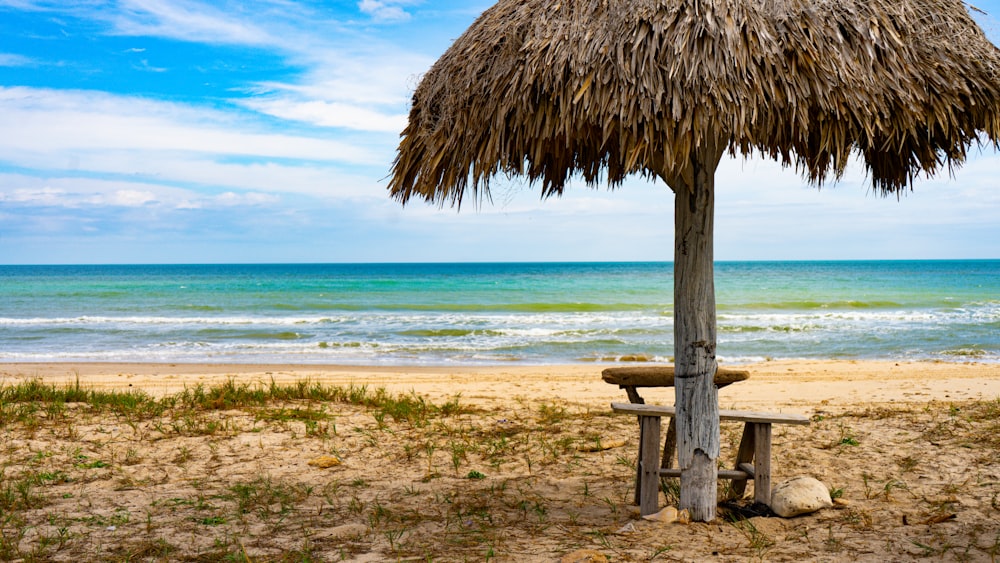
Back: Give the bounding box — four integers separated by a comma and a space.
2, 262, 997, 364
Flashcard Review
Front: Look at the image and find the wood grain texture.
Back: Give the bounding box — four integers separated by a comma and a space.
638, 415, 662, 515
611, 402, 811, 425
672, 145, 722, 521
602, 366, 749, 388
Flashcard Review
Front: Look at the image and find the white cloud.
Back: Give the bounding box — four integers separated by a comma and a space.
0, 86, 379, 164
0, 185, 163, 209
0, 53, 34, 66
110, 0, 274, 45
242, 98, 406, 132
132, 58, 167, 72
5, 1, 436, 133
0, 174, 283, 210
358, 0, 411, 23
239, 41, 431, 130
1, 186, 66, 205
211, 191, 279, 206
99, 189, 158, 207
0, 0, 47, 10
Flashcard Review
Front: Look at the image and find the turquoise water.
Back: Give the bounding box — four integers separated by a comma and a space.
0, 261, 997, 364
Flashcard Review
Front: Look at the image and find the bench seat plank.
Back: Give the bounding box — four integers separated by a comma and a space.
611, 402, 811, 425
661, 468, 749, 480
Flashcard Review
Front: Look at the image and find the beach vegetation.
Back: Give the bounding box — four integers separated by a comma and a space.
728, 516, 774, 560
881, 478, 908, 501
650, 544, 674, 559
0, 377, 998, 560
835, 423, 860, 447
536, 402, 568, 425
841, 507, 875, 530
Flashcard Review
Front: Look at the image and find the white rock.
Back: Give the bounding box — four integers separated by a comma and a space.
770, 476, 833, 517
615, 522, 638, 534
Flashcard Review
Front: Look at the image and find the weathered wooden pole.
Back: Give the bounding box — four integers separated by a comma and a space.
667, 141, 724, 522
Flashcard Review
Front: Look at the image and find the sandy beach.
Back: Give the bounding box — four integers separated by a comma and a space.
4, 359, 999, 410
2, 360, 999, 561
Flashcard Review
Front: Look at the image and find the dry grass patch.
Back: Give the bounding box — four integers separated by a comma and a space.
1, 379, 998, 561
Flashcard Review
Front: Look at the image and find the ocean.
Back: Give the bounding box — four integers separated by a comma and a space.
0, 261, 997, 365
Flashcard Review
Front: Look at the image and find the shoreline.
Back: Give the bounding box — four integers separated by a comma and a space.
3, 359, 998, 412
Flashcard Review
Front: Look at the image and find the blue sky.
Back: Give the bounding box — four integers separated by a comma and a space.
1, 0, 998, 265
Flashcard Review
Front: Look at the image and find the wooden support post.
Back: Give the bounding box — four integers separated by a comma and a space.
638, 415, 661, 516
669, 141, 724, 522
753, 423, 773, 505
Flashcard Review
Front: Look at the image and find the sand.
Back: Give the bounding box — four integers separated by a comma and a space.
1, 360, 999, 561
5, 359, 998, 409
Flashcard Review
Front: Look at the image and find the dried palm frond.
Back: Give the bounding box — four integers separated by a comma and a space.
390, 0, 1000, 206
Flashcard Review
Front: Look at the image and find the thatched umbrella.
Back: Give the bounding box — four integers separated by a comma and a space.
388, 0, 1000, 521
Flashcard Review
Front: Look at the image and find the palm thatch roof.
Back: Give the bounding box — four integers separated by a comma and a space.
389, 0, 1000, 205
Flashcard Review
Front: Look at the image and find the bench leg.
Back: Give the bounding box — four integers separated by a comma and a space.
661, 416, 677, 470
753, 423, 772, 506
638, 415, 661, 516
633, 437, 641, 506
627, 386, 646, 506
623, 385, 645, 404
630, 414, 778, 511
731, 423, 755, 498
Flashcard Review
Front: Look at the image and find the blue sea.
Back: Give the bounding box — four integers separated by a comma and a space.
0, 261, 997, 365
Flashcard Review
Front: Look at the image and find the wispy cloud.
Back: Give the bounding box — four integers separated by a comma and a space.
240, 98, 406, 132
0, 86, 377, 163
0, 53, 35, 66
131, 58, 167, 72
44, 1, 431, 131
358, 0, 413, 23
0, 86, 391, 217
108, 0, 275, 45
241, 38, 430, 130
0, 173, 283, 212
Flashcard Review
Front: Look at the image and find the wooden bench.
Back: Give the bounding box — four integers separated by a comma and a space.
603, 366, 750, 507
611, 402, 810, 516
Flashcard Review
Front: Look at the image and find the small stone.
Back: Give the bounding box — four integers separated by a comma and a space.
307, 455, 342, 468
561, 549, 608, 563
770, 476, 833, 517
615, 522, 638, 534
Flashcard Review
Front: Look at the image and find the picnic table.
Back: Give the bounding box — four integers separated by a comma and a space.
603, 366, 809, 515
602, 365, 750, 404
